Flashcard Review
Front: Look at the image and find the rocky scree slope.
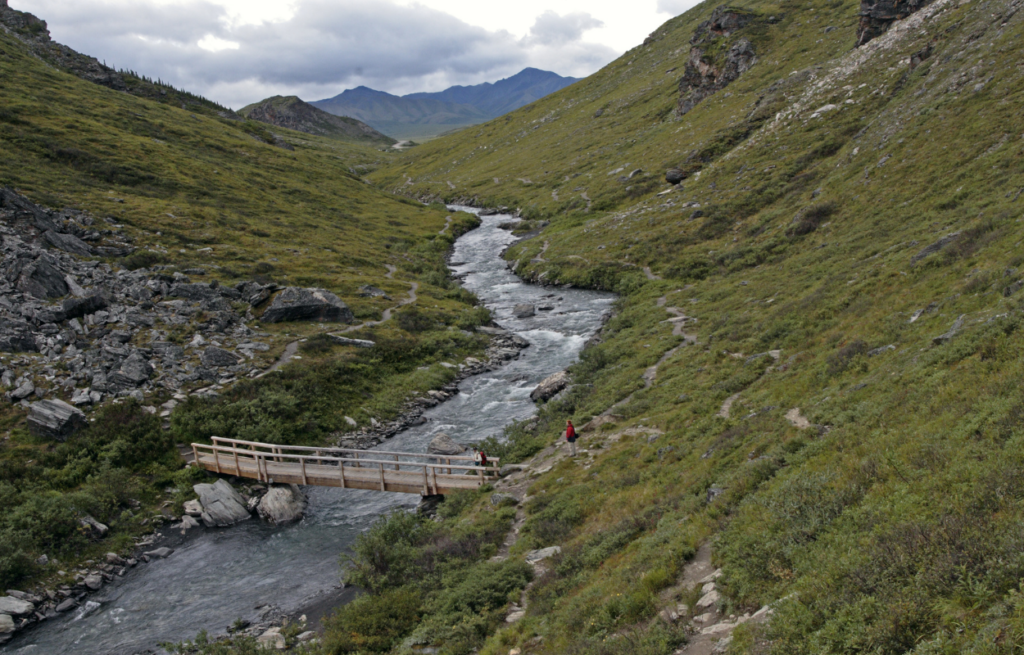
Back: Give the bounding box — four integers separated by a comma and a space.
238, 96, 396, 146
365, 0, 1024, 653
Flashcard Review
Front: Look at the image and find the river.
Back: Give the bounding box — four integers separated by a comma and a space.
3, 207, 614, 655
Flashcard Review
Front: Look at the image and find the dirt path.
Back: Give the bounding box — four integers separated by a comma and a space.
261, 265, 418, 374
643, 266, 662, 281
531, 240, 550, 264
718, 394, 740, 419
439, 216, 452, 235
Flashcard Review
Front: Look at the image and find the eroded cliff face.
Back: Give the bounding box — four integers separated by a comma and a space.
857, 0, 937, 44
677, 6, 760, 116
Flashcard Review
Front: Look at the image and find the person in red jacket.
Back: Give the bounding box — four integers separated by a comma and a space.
565, 419, 577, 457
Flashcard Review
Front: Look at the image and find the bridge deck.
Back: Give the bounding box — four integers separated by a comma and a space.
191, 437, 499, 495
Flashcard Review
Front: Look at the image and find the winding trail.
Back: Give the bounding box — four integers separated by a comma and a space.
643, 266, 662, 281
531, 240, 550, 264
600, 294, 699, 415
261, 265, 418, 374
439, 216, 452, 235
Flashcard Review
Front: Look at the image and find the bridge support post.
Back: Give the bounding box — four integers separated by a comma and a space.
378, 462, 386, 491
339, 462, 347, 489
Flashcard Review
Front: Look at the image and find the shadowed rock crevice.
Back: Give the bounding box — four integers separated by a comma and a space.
677, 6, 761, 116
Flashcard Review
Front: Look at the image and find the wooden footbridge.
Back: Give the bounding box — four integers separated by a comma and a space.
191, 437, 500, 495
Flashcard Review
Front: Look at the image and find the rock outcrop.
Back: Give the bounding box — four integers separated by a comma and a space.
512, 303, 536, 318
27, 399, 86, 439
677, 7, 758, 116
531, 370, 570, 402
857, 0, 935, 45
261, 287, 354, 323
257, 484, 307, 524
194, 479, 252, 527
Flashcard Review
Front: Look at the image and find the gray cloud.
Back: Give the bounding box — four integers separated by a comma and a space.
17, 0, 618, 108
525, 10, 603, 46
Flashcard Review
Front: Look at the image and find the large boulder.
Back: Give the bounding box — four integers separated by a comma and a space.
0, 597, 34, 617
193, 479, 251, 528
0, 613, 14, 637
261, 287, 354, 323
9, 256, 68, 299
118, 352, 153, 384
257, 484, 307, 524
512, 303, 536, 318
428, 432, 467, 456
0, 319, 38, 352
62, 294, 108, 320
530, 370, 570, 402
44, 230, 92, 256
201, 346, 238, 368
27, 400, 86, 440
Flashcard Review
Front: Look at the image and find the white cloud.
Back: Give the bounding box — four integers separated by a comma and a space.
656, 0, 703, 17
11, 0, 632, 108
524, 10, 603, 46
197, 35, 240, 52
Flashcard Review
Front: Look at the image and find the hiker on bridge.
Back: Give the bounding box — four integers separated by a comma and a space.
565, 419, 577, 457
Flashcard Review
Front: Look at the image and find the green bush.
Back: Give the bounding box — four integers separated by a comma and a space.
322, 588, 422, 654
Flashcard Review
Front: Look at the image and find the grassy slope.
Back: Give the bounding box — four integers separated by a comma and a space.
365, 0, 1024, 652
0, 24, 493, 595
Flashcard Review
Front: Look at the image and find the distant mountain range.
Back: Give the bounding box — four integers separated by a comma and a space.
238, 96, 395, 146
310, 68, 579, 140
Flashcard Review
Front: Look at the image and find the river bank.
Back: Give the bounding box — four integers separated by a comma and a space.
2, 208, 614, 655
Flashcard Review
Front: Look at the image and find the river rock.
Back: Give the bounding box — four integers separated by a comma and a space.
530, 370, 570, 402
194, 479, 251, 527
261, 287, 354, 323
0, 614, 13, 637
257, 484, 307, 524
258, 627, 286, 650
55, 598, 77, 613
200, 346, 238, 368
27, 399, 86, 440
183, 499, 203, 516
512, 303, 535, 318
83, 573, 103, 591
0, 597, 33, 616
428, 432, 467, 456
144, 547, 174, 559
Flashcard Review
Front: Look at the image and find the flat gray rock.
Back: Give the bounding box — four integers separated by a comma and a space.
0, 597, 33, 617
262, 287, 354, 323
144, 547, 174, 559
194, 479, 251, 527
27, 399, 86, 440
428, 432, 467, 456
0, 614, 13, 635
512, 303, 535, 318
201, 346, 238, 368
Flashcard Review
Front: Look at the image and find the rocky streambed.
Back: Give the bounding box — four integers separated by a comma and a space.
1, 207, 615, 655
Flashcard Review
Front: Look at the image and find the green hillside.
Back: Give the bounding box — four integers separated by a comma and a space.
358, 0, 1024, 652
238, 95, 396, 146
0, 16, 493, 600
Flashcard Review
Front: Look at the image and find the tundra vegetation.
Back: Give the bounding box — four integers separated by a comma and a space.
5, 0, 1024, 650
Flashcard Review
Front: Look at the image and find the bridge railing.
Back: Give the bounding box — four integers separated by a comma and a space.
190, 436, 500, 494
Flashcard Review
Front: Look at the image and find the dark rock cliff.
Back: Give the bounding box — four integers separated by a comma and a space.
677, 6, 760, 116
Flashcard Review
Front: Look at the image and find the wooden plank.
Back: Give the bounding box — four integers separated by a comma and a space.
339, 462, 346, 489
378, 462, 386, 491
301, 458, 307, 485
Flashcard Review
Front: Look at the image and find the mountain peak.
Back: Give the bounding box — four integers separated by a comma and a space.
239, 95, 394, 145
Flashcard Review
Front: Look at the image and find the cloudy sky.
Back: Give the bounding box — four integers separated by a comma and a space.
12, 0, 701, 109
